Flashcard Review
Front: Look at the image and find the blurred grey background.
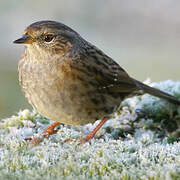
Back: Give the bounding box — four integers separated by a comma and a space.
0, 0, 180, 119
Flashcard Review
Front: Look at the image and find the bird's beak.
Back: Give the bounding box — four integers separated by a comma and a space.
13, 35, 35, 44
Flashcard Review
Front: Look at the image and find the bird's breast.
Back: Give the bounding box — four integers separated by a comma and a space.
18, 56, 114, 125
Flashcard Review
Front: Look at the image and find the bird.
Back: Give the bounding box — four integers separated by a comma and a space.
13, 20, 180, 144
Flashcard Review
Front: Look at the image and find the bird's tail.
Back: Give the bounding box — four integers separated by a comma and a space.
133, 79, 180, 105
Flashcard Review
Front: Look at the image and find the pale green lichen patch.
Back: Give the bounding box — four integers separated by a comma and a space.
0, 80, 180, 180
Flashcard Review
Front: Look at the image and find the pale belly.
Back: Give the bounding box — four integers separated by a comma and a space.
18, 60, 118, 125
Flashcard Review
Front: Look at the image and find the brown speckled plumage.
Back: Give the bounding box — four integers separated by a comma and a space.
14, 20, 180, 143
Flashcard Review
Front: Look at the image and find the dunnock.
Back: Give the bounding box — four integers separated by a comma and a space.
14, 20, 180, 144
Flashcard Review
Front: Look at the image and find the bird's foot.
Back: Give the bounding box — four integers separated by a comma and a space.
25, 117, 108, 146
80, 117, 108, 144
25, 122, 61, 146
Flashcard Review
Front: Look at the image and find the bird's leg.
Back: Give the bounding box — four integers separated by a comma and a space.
26, 122, 61, 145
26, 117, 109, 145
41, 122, 61, 137
80, 116, 109, 144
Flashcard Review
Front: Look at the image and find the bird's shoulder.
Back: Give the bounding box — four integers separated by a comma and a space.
66, 42, 138, 92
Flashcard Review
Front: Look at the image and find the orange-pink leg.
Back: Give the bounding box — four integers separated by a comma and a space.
26, 117, 109, 145
80, 117, 109, 144
41, 122, 61, 136
26, 122, 61, 145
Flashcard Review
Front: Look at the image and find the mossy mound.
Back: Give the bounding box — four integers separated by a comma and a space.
0, 80, 180, 180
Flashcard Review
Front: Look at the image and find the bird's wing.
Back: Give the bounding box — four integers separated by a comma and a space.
83, 48, 139, 94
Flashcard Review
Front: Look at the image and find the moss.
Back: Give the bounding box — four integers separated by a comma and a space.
0, 80, 180, 179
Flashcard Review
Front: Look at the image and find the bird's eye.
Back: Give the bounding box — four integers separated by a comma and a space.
44, 34, 54, 42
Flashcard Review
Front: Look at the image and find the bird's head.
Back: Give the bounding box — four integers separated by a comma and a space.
13, 20, 80, 56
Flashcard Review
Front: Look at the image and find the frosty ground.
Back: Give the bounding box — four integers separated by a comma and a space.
0, 80, 180, 180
